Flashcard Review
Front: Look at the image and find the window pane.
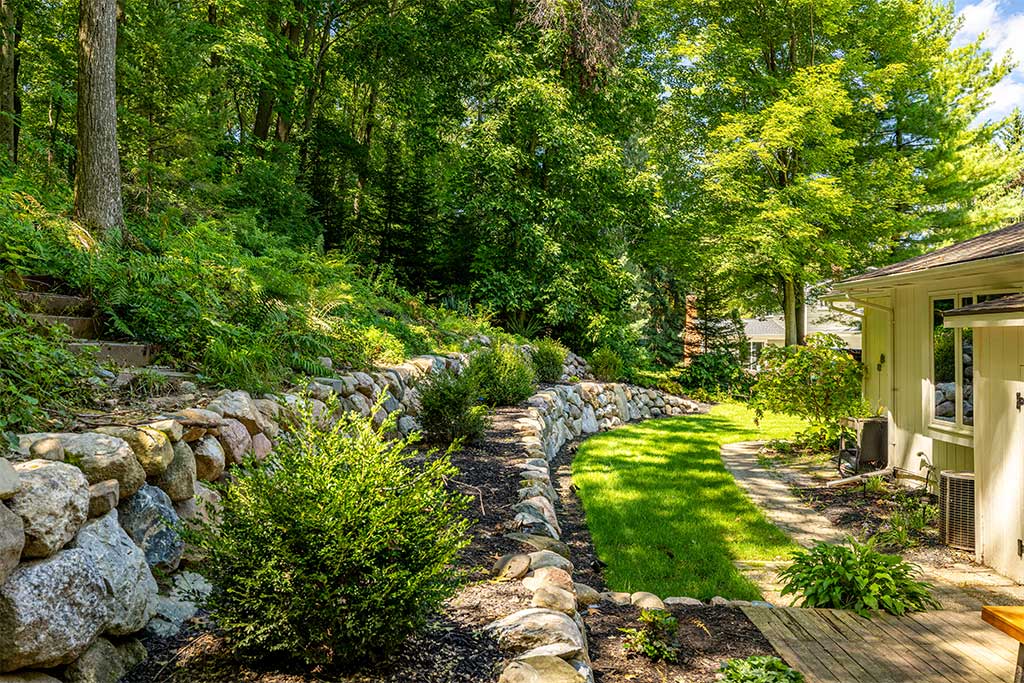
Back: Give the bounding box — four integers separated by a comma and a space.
960, 297, 973, 426
933, 298, 956, 422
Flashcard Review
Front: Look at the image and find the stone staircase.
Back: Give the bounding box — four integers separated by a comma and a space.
15, 277, 156, 367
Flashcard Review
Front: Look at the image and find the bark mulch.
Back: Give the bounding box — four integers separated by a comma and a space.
794, 478, 975, 564
585, 603, 777, 683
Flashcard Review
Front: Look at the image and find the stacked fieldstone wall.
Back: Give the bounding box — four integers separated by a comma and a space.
0, 351, 476, 682
486, 382, 702, 683
0, 346, 695, 683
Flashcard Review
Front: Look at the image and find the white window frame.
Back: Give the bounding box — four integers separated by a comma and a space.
928, 288, 1021, 440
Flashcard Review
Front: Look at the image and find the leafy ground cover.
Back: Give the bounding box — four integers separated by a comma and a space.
572, 402, 805, 600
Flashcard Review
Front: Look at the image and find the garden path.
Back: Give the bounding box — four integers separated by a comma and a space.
742, 605, 1018, 683
721, 441, 1024, 612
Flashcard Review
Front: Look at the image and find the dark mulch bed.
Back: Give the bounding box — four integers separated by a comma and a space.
795, 477, 974, 564
122, 408, 537, 683
796, 480, 936, 540
586, 603, 777, 683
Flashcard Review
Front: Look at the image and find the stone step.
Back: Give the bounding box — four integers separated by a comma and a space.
15, 290, 94, 315
68, 341, 156, 367
28, 314, 98, 339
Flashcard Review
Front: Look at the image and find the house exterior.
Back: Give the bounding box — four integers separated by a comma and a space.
742, 308, 861, 370
829, 221, 1024, 580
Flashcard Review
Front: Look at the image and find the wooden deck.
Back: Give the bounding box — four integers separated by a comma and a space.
742, 606, 1020, 682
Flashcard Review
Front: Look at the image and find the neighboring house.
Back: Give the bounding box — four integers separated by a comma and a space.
828, 221, 1024, 581
741, 308, 862, 370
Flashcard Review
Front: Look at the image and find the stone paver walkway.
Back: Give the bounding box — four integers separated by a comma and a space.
721, 441, 1024, 612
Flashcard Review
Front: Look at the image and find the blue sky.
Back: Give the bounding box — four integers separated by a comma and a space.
954, 0, 1024, 121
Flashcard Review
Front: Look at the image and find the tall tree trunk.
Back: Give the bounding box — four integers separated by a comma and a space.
11, 10, 20, 163
252, 88, 274, 142
74, 0, 124, 235
0, 0, 16, 165
795, 281, 806, 345
783, 277, 799, 346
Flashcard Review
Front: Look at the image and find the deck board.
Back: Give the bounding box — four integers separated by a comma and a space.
743, 607, 1019, 683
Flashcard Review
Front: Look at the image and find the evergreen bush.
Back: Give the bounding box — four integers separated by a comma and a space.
185, 402, 471, 668
467, 345, 536, 406
589, 346, 624, 382
678, 350, 750, 399
531, 339, 568, 383
417, 368, 490, 445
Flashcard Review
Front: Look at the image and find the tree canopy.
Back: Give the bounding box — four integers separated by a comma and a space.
1, 0, 1022, 362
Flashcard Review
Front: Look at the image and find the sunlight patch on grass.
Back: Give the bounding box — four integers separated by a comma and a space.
572, 402, 805, 601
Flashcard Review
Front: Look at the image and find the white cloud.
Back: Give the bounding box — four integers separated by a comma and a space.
955, 0, 1024, 121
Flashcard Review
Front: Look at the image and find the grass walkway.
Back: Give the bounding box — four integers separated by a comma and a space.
572, 402, 805, 601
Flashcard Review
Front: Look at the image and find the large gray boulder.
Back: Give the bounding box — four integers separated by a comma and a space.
8, 460, 89, 558
487, 608, 586, 659
192, 435, 225, 482
63, 636, 147, 683
54, 433, 145, 498
151, 440, 196, 502
206, 390, 267, 435
0, 548, 111, 672
0, 458, 19, 499
215, 418, 251, 465
117, 485, 184, 573
62, 636, 147, 683
93, 427, 173, 477
0, 504, 25, 584
71, 511, 157, 635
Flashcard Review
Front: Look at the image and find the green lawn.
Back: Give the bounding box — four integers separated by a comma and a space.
572, 402, 806, 601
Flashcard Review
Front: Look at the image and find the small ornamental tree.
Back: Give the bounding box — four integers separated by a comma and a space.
185, 399, 471, 669
750, 333, 865, 445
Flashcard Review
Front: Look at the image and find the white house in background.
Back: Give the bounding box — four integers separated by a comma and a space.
828, 221, 1024, 581
741, 308, 862, 370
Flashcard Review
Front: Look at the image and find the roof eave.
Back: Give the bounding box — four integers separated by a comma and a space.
835, 252, 1024, 292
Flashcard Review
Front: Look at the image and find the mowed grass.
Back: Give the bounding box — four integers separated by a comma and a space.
572, 402, 806, 601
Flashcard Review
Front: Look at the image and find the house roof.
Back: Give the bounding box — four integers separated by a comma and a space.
743, 309, 860, 340
743, 317, 786, 338
945, 293, 1024, 318
839, 221, 1024, 285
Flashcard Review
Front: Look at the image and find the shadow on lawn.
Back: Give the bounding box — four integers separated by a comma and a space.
572, 411, 800, 601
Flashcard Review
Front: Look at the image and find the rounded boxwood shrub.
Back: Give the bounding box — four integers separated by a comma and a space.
467, 344, 535, 406
589, 346, 624, 382
185, 402, 471, 668
417, 368, 490, 445
779, 538, 940, 617
531, 338, 568, 383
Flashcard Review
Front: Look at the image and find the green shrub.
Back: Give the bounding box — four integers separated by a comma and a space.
0, 298, 96, 433
720, 656, 804, 682
778, 538, 940, 617
467, 345, 535, 406
751, 333, 867, 446
876, 492, 938, 549
619, 609, 680, 662
185, 402, 471, 668
678, 350, 749, 398
417, 368, 490, 445
589, 346, 624, 382
532, 338, 568, 383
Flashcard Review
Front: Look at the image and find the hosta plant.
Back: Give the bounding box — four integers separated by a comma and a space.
779, 538, 940, 617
